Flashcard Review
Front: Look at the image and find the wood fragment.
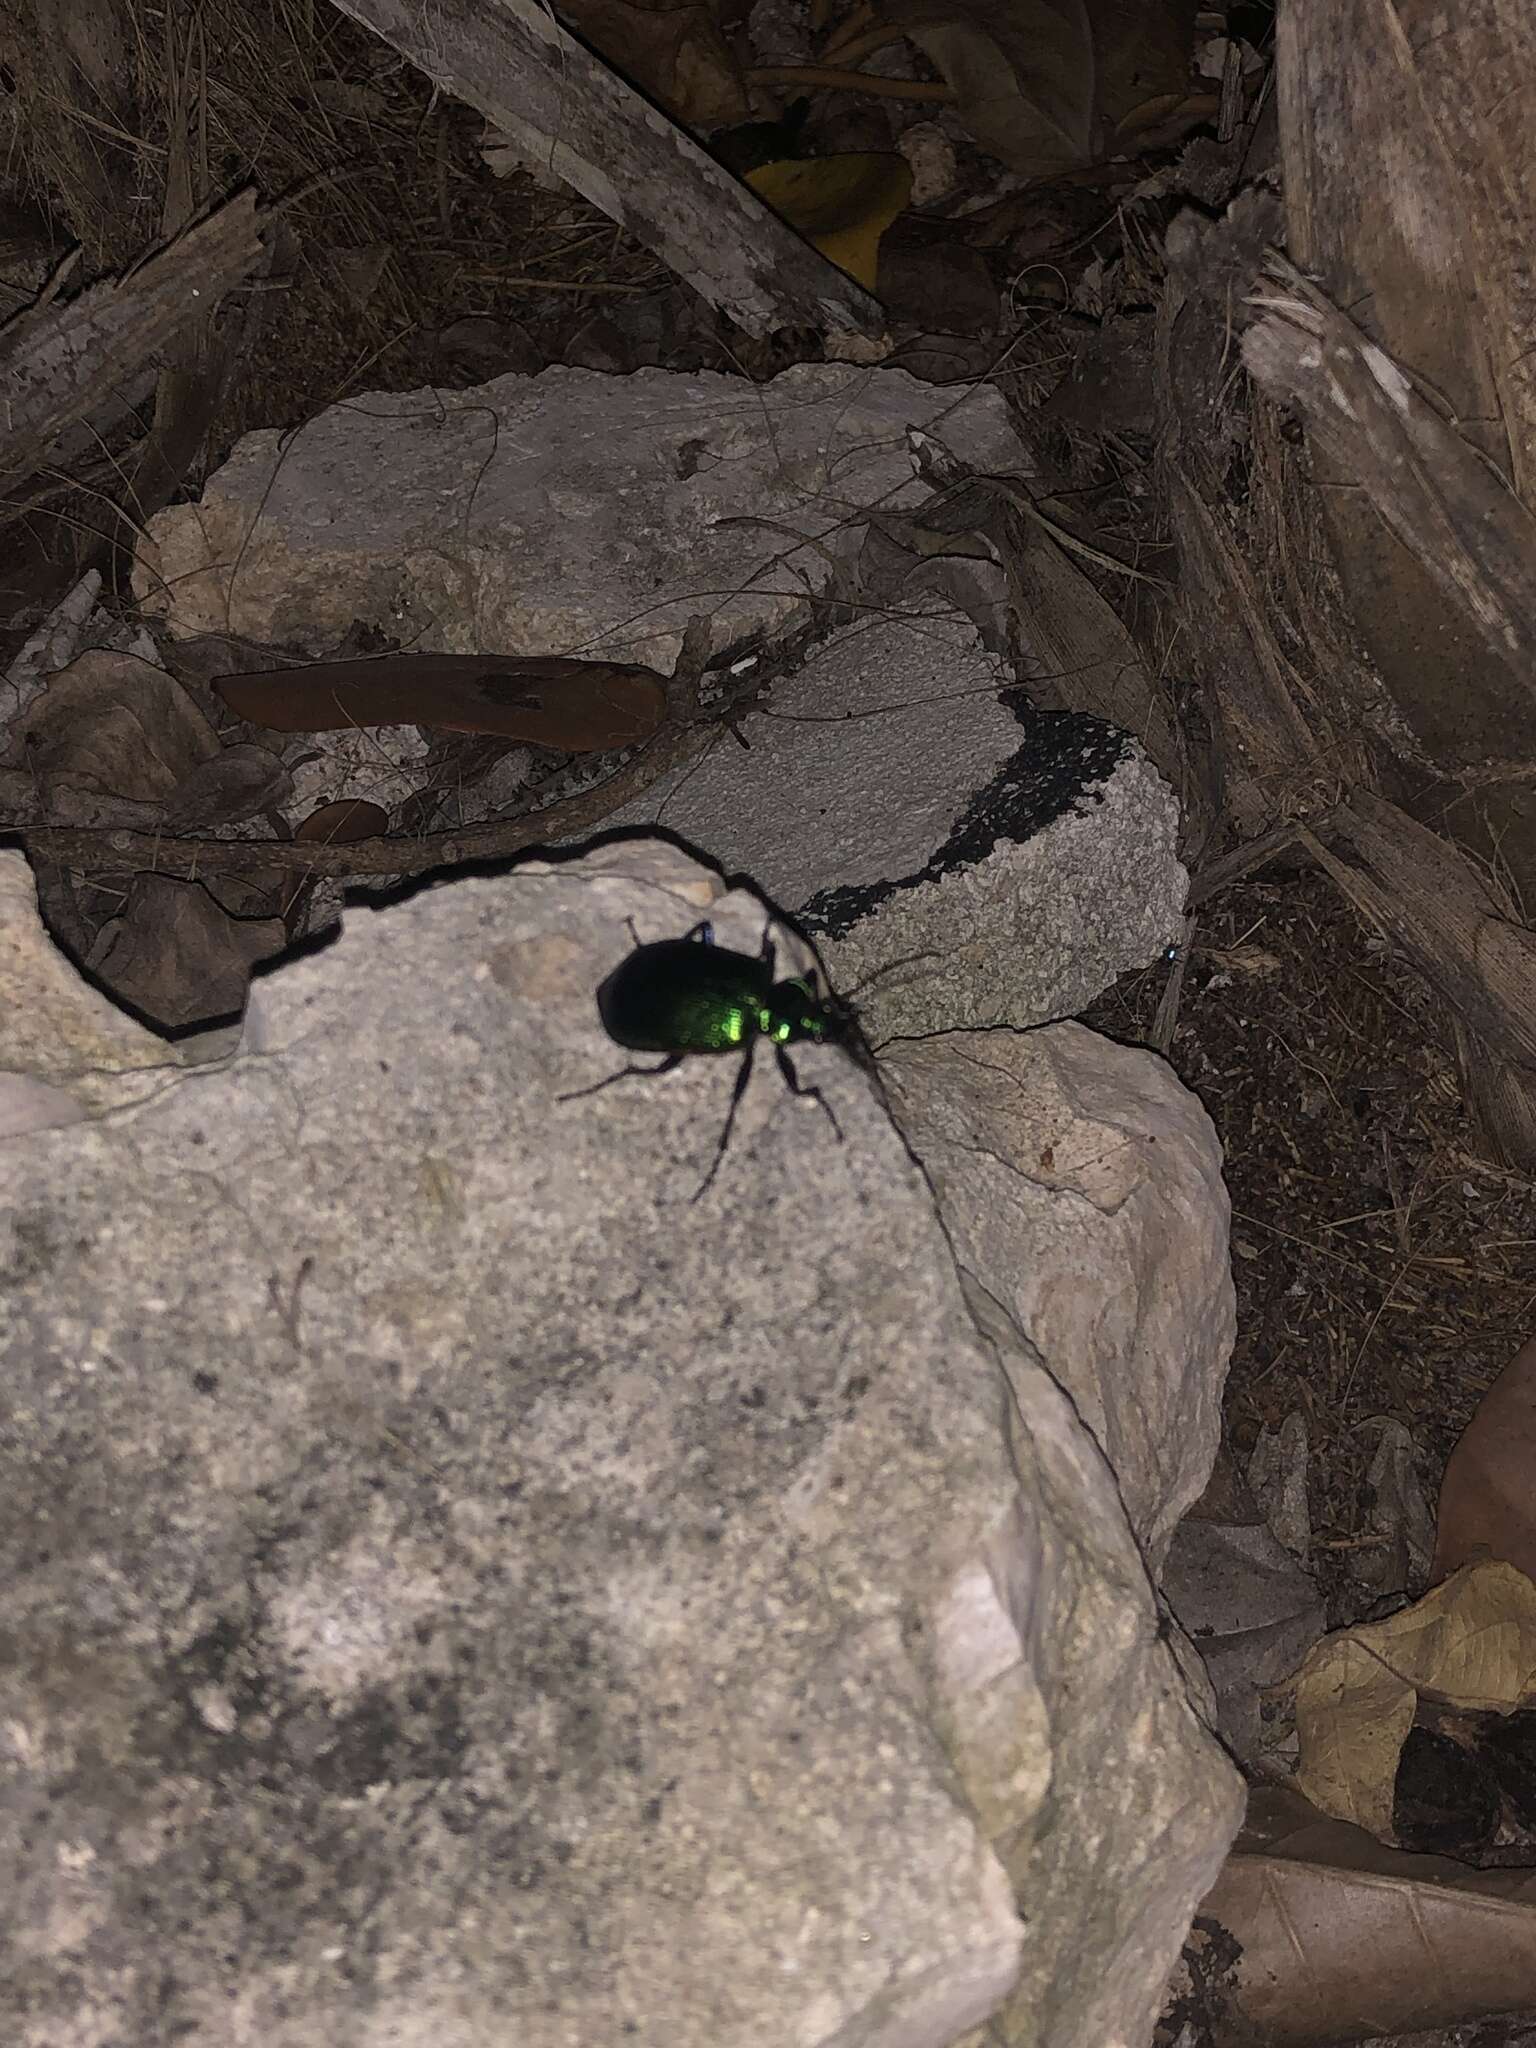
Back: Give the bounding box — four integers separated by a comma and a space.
1243, 255, 1536, 674
0, 190, 267, 496
1188, 815, 1327, 907
327, 0, 884, 341
1299, 792, 1536, 1073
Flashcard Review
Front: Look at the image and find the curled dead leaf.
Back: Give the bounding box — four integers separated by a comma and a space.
13, 649, 220, 800
1188, 1782, 1536, 2044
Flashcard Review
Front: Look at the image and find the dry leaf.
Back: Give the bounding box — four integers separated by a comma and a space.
1434, 1335, 1536, 1588
86, 872, 285, 1031
294, 799, 389, 845
325, 244, 391, 308
745, 153, 912, 289
1190, 1782, 1536, 2044
11, 649, 220, 800
883, 0, 1097, 177
1294, 1560, 1536, 1841
213, 654, 669, 753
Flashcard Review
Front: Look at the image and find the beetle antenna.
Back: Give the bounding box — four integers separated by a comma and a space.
843, 948, 941, 1003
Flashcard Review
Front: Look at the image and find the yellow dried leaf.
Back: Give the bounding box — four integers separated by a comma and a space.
745, 152, 913, 289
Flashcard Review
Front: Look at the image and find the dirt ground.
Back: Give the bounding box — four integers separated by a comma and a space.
1086, 871, 1536, 1624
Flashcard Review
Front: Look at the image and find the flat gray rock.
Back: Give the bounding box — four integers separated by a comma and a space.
0, 841, 1240, 2048
598, 603, 1185, 1037
130, 364, 1180, 1038
134, 363, 1025, 671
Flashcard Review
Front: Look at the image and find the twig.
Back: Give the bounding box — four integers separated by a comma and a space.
1187, 812, 1341, 907
746, 64, 955, 102
979, 473, 1169, 587
14, 619, 724, 883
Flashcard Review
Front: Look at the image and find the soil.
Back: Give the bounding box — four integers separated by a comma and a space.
1086, 870, 1536, 1624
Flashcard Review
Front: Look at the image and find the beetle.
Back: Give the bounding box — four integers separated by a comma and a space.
558, 918, 853, 1200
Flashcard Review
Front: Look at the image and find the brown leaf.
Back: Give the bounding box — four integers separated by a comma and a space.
212, 654, 668, 753
1189, 1782, 1536, 2044
294, 799, 390, 845
85, 872, 286, 1030
1293, 1561, 1536, 1841
13, 649, 221, 801
1434, 1335, 1536, 1587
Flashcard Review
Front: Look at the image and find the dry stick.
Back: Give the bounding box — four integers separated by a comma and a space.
455, 274, 658, 293
978, 473, 1169, 587
15, 623, 722, 884
1150, 914, 1193, 1055
819, 24, 908, 67
1186, 813, 1338, 909
746, 65, 955, 102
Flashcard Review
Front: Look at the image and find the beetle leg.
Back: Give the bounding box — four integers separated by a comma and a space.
773, 1044, 843, 1146
558, 1054, 685, 1105
690, 1041, 757, 1203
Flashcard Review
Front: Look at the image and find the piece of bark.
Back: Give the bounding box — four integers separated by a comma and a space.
0, 191, 267, 496
213, 653, 669, 753
1300, 788, 1536, 1172
326, 0, 884, 343
1154, 193, 1365, 839
1261, 0, 1536, 1025
1301, 791, 1536, 1074
1244, 256, 1536, 681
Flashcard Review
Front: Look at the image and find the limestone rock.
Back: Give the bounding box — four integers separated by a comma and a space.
133, 363, 1024, 671
0, 838, 1241, 2048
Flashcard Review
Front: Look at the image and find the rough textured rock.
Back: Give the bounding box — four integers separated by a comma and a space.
128, 364, 1179, 1038
132, 363, 1025, 670
0, 840, 1241, 2048
0, 851, 172, 1118
603, 601, 1186, 1037
880, 1022, 1235, 1572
